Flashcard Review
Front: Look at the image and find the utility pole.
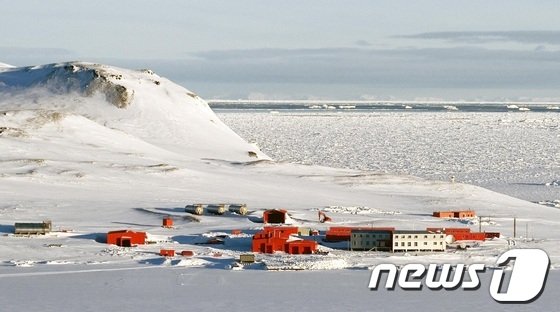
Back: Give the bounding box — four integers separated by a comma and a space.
513, 217, 517, 238
478, 216, 482, 232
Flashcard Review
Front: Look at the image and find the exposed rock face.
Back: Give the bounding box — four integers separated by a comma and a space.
86, 68, 134, 108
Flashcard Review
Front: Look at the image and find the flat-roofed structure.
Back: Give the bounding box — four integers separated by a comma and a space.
350, 229, 393, 251
392, 230, 446, 252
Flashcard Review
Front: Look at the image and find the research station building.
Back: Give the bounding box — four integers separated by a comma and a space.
392, 230, 446, 252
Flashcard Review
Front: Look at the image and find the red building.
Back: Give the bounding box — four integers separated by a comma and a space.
432, 211, 455, 218
162, 216, 173, 228
106, 230, 146, 247
426, 227, 499, 241
454, 210, 476, 218
263, 209, 288, 224
252, 227, 317, 254
325, 227, 395, 242
252, 230, 288, 253
262, 226, 299, 237
285, 240, 317, 254
484, 232, 501, 239
433, 210, 476, 218
160, 249, 175, 257
181, 250, 194, 257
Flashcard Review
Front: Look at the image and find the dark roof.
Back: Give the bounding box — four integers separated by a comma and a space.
393, 230, 432, 234
351, 229, 393, 234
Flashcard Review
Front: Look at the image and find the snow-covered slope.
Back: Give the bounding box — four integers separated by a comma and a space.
0, 62, 15, 68
0, 62, 266, 162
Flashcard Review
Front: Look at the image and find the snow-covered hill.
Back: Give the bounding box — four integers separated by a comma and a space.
0, 62, 266, 162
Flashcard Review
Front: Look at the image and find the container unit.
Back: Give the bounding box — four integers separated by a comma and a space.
14, 220, 52, 235
239, 254, 256, 263
185, 204, 204, 215
207, 204, 226, 215
160, 249, 175, 257
162, 216, 173, 228
432, 211, 455, 218
228, 204, 248, 215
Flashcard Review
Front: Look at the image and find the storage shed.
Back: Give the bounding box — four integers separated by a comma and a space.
162, 216, 173, 228
454, 210, 476, 218
14, 220, 52, 235
160, 249, 175, 257
106, 230, 146, 247
263, 209, 287, 224
432, 211, 455, 218
239, 254, 256, 263
285, 240, 317, 254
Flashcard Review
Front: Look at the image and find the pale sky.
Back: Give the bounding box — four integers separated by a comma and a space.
2, 0, 560, 100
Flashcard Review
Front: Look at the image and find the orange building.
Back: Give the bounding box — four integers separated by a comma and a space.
454, 210, 476, 218
432, 211, 455, 218
285, 240, 317, 254
433, 210, 476, 218
162, 216, 173, 228
426, 227, 498, 241
160, 249, 175, 257
252, 227, 317, 254
106, 230, 146, 247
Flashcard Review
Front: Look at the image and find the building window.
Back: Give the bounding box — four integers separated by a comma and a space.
424, 242, 428, 245
414, 242, 418, 246
424, 235, 428, 238
408, 235, 412, 238
401, 242, 405, 246
395, 242, 398, 246
407, 242, 411, 246
433, 242, 437, 245
414, 235, 418, 239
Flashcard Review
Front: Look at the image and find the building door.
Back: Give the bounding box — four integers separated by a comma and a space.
119, 237, 132, 247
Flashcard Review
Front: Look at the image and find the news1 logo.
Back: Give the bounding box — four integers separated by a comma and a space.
368, 249, 550, 303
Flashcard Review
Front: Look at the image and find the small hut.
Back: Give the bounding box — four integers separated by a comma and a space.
162, 216, 173, 228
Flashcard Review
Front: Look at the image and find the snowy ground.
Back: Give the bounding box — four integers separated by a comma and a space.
1, 63, 559, 310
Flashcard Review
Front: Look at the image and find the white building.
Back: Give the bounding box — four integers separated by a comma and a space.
392, 230, 446, 252
350, 230, 393, 251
